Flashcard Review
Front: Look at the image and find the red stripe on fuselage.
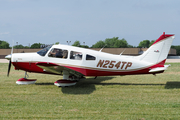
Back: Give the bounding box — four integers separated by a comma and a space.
12, 62, 85, 75
12, 62, 43, 73
12, 62, 58, 75
12, 60, 165, 76
64, 65, 164, 76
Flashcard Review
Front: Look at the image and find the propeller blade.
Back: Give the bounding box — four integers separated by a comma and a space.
7, 59, 11, 77
7, 40, 14, 77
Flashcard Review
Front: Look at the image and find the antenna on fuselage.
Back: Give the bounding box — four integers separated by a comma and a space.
119, 48, 126, 56
99, 44, 107, 52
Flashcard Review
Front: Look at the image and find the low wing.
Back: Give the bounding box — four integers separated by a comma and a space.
36, 62, 84, 77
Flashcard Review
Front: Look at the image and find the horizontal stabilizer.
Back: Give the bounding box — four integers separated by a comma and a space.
149, 65, 170, 73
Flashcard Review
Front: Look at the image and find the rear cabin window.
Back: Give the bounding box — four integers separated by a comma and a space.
48, 48, 68, 59
86, 54, 96, 60
70, 51, 83, 60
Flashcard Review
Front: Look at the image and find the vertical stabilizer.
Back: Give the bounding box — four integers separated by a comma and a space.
136, 32, 175, 64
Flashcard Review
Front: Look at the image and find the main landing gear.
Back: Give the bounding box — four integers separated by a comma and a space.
54, 70, 82, 87
16, 72, 37, 85
16, 70, 84, 87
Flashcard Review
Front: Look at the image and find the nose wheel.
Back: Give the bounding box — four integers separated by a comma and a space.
16, 72, 37, 85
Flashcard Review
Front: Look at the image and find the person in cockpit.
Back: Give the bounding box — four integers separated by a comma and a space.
49, 49, 63, 58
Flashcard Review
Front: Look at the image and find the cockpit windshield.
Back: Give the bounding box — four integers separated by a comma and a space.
37, 45, 52, 56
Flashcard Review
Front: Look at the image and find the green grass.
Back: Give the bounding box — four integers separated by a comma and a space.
0, 63, 180, 119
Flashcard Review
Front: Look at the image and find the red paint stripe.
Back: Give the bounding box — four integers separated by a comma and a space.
152, 32, 174, 46
17, 78, 36, 81
12, 60, 166, 77
12, 62, 43, 72
156, 59, 166, 66
12, 62, 60, 75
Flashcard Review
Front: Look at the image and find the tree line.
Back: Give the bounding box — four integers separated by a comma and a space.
71, 38, 155, 48
0, 41, 43, 49
71, 38, 180, 55
0, 37, 180, 55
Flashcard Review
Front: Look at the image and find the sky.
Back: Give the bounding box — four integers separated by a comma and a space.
0, 0, 180, 47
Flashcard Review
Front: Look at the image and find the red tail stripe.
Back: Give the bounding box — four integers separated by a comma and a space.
152, 33, 174, 46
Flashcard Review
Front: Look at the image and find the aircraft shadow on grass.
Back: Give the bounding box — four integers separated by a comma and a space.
35, 76, 114, 94
61, 76, 114, 94
35, 82, 54, 85
96, 82, 180, 89
164, 81, 180, 89
95, 81, 180, 89
35, 78, 180, 94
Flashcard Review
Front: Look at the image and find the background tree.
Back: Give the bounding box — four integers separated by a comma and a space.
55, 42, 59, 45
149, 40, 155, 47
138, 40, 150, 48
91, 37, 130, 48
127, 45, 134, 48
0, 40, 10, 48
91, 40, 105, 48
30, 43, 42, 48
14, 44, 25, 49
24, 46, 30, 48
71, 41, 89, 48
114, 38, 128, 48
105, 37, 118, 48
72, 41, 81, 47
81, 45, 89, 48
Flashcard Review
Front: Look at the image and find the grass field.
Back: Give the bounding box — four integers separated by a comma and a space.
0, 63, 180, 119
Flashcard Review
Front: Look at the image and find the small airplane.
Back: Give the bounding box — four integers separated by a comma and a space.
5, 32, 175, 87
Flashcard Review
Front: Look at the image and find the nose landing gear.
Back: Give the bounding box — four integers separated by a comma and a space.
16, 72, 37, 85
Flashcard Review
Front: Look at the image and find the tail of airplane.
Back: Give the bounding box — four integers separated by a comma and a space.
136, 32, 175, 65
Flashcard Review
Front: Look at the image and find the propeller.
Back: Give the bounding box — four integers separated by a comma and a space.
6, 41, 13, 77
7, 59, 11, 77
5, 54, 12, 77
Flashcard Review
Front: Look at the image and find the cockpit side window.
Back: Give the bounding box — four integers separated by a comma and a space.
37, 45, 52, 56
48, 48, 68, 59
86, 54, 96, 60
70, 51, 83, 60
